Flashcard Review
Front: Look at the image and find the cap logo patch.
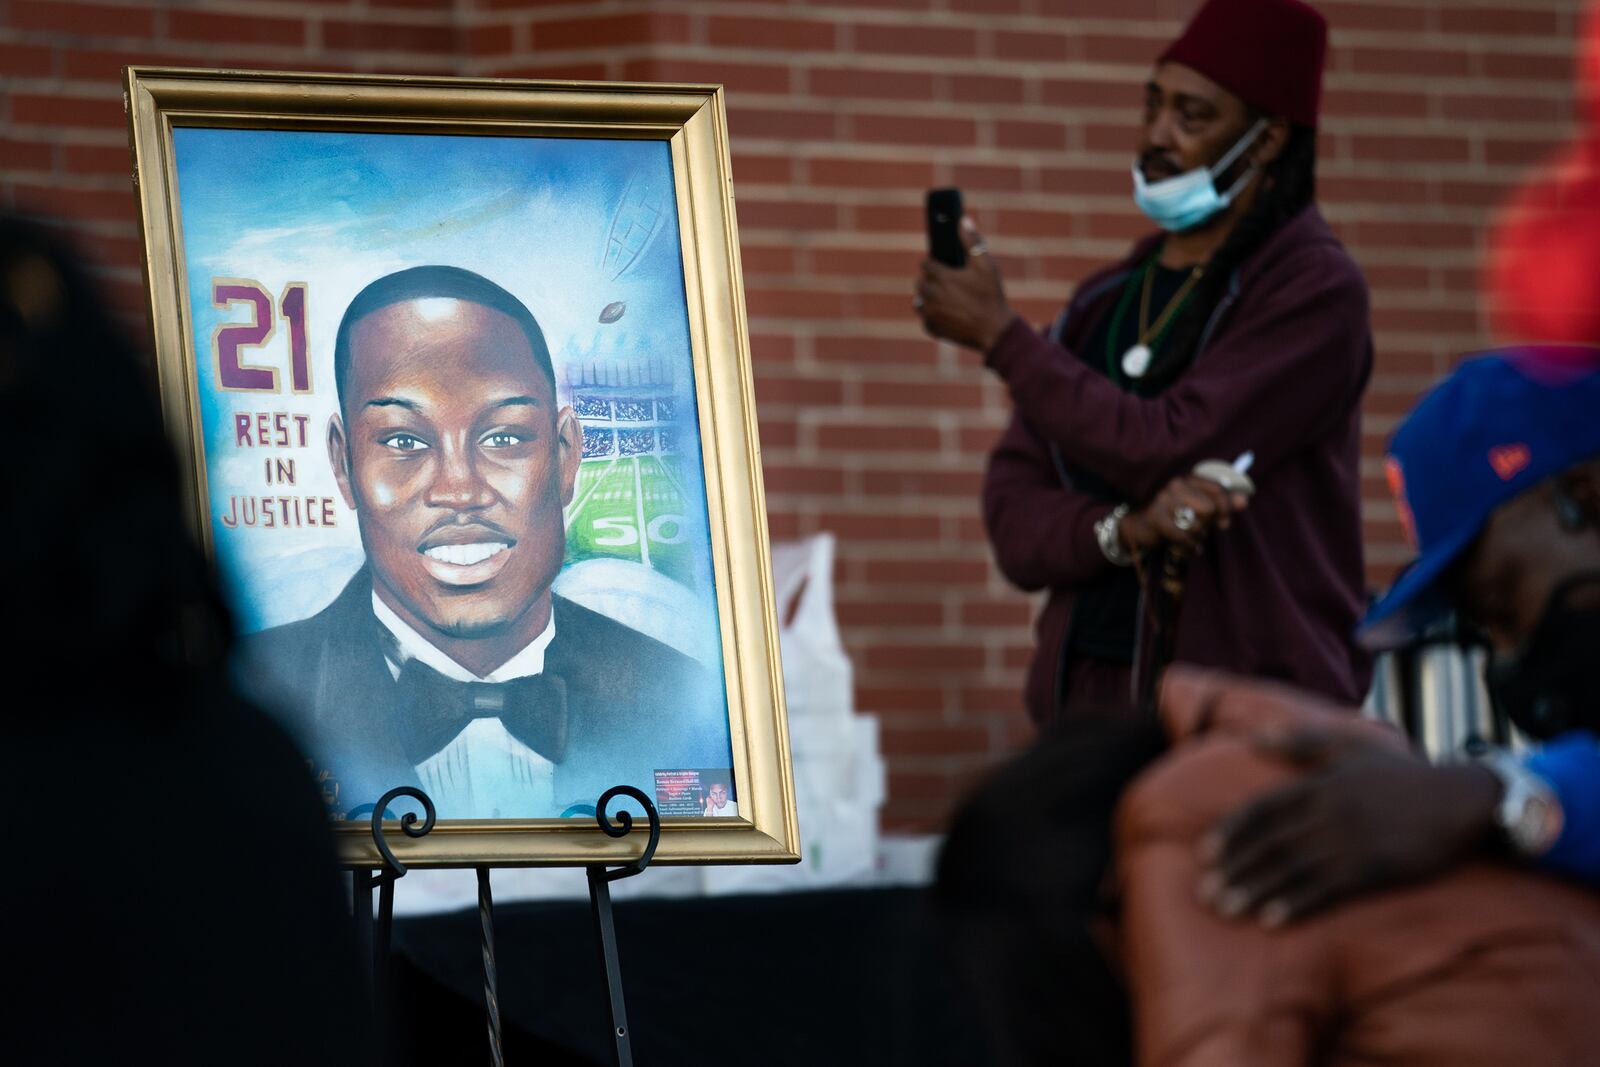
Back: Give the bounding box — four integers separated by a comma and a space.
1489, 444, 1531, 481
1384, 456, 1418, 550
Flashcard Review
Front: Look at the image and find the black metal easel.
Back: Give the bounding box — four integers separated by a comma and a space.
585, 785, 661, 1067
356, 784, 661, 1067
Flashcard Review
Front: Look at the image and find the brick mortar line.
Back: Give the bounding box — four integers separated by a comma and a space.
466, 46, 671, 64
742, 93, 1582, 125
756, 497, 980, 510
721, 90, 1580, 133
645, 41, 1578, 80
724, 137, 1563, 173
731, 196, 1519, 220
825, 547, 998, 563
737, 72, 1575, 105
761, 283, 1472, 308
1325, 74, 1577, 97
2, 44, 1569, 98
800, 410, 1000, 427
752, 278, 1495, 313
0, 95, 1571, 157
645, 3, 1579, 53
811, 0, 1558, 17
729, 187, 1523, 213
10, 0, 386, 11
641, 36, 1511, 66
769, 383, 1002, 399
747, 246, 1471, 266
1367, 294, 1497, 309
755, 511, 992, 524
1336, 248, 1487, 265
798, 454, 993, 469
466, 43, 655, 65
740, 242, 1483, 264
752, 322, 1497, 346
1369, 331, 1497, 345
0, 9, 1575, 45
455, 3, 641, 22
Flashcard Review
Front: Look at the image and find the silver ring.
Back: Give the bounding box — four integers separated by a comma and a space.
969, 242, 989, 257
1173, 505, 1198, 532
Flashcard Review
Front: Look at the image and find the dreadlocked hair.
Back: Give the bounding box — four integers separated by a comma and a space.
1148, 122, 1318, 388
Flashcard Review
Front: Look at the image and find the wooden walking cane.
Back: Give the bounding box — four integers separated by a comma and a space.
1130, 456, 1257, 716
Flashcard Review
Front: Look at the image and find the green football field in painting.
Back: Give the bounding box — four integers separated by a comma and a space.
564, 453, 695, 585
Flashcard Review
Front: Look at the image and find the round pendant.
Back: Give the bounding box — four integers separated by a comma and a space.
1122, 343, 1153, 379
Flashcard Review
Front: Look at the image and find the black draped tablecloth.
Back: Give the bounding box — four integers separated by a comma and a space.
392, 887, 986, 1066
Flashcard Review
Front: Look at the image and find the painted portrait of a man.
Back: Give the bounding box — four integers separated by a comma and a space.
171, 128, 736, 821
239, 267, 726, 819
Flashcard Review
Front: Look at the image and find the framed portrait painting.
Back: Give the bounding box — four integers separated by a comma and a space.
125, 67, 797, 868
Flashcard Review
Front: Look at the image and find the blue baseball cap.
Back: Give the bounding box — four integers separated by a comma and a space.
1360, 345, 1600, 650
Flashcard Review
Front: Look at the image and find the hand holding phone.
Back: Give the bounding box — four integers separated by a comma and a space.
926, 187, 965, 268
916, 188, 1014, 351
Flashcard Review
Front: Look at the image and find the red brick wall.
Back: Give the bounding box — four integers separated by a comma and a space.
2, 0, 1586, 827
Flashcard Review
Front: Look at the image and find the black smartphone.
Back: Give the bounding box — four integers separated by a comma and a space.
926, 187, 965, 268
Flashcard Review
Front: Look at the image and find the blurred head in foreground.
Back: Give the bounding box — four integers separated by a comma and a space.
0, 215, 231, 696
0, 214, 368, 1065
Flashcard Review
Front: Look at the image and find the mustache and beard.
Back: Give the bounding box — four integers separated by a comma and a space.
1138, 147, 1185, 183
1485, 572, 1600, 740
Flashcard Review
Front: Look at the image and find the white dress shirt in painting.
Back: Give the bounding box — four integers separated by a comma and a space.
372, 592, 558, 820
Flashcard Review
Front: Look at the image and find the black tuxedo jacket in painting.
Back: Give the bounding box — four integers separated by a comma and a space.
236, 569, 729, 819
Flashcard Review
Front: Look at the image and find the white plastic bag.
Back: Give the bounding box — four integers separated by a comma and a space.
705, 533, 885, 893
770, 533, 855, 721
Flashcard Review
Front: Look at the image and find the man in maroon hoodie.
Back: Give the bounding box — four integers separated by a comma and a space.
926, 1, 1374, 1063
917, 0, 1373, 727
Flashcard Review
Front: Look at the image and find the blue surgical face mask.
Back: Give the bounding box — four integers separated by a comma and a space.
1131, 118, 1269, 233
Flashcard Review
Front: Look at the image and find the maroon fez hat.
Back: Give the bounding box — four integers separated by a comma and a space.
1160, 0, 1328, 128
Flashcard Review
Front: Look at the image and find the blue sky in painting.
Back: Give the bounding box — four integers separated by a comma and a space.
171, 128, 716, 655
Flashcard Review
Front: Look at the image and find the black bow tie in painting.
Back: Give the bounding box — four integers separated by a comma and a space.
392, 658, 569, 766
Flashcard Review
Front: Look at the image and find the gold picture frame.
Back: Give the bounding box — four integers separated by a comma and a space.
125, 66, 797, 869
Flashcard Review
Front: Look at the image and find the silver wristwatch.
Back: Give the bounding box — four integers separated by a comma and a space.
1095, 503, 1134, 567
1478, 749, 1564, 857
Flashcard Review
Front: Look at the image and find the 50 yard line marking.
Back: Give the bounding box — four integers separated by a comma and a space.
632, 455, 651, 568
